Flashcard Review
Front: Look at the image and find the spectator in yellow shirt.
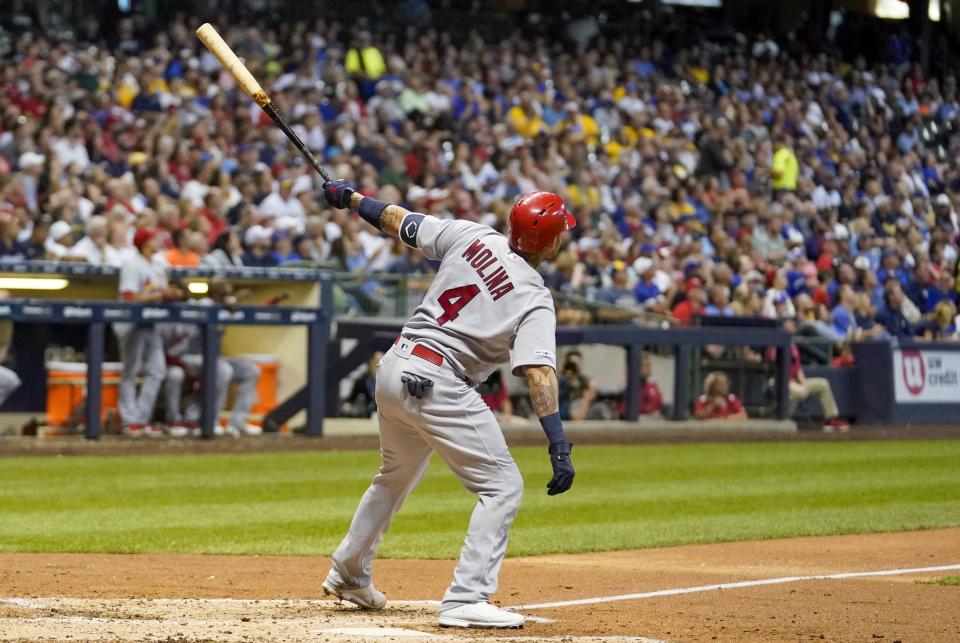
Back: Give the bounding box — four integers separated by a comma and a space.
566, 171, 602, 212
603, 129, 637, 164
556, 101, 599, 147
345, 31, 386, 81
771, 135, 799, 192
506, 93, 547, 139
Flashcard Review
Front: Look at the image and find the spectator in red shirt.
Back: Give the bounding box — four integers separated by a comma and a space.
694, 371, 747, 421
199, 188, 229, 246
616, 354, 664, 419
671, 278, 706, 325
637, 355, 664, 417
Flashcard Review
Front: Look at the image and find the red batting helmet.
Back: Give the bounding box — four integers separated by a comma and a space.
508, 191, 576, 255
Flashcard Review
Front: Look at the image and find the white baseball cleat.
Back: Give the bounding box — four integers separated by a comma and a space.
322, 577, 386, 610
438, 601, 524, 629
165, 424, 190, 438
226, 423, 263, 437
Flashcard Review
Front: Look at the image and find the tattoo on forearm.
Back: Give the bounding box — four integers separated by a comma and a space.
527, 368, 559, 416
530, 382, 558, 416
380, 205, 407, 237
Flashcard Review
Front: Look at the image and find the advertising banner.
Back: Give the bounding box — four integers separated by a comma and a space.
893, 349, 960, 403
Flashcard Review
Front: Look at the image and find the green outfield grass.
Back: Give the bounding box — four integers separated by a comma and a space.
0, 440, 958, 557
920, 575, 960, 586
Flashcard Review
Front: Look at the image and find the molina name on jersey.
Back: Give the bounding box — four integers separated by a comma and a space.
460, 238, 514, 302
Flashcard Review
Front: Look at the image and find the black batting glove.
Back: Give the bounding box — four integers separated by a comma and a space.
401, 372, 434, 399
323, 180, 355, 209
546, 442, 575, 496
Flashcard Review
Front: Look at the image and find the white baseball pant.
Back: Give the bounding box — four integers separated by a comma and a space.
116, 325, 166, 426
0, 365, 21, 406
164, 355, 258, 427
328, 340, 523, 611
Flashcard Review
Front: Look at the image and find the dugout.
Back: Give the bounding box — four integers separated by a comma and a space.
0, 263, 328, 430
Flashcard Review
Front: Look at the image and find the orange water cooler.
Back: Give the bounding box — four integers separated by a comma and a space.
45, 361, 123, 428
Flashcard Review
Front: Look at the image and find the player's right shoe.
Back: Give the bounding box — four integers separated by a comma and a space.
121, 423, 144, 437
226, 423, 263, 437
438, 602, 524, 629
822, 418, 850, 433
166, 424, 190, 438
322, 575, 386, 610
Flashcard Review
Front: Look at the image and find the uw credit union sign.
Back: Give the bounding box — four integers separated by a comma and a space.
893, 349, 960, 403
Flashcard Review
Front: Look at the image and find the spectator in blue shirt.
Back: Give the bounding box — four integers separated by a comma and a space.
241, 225, 279, 268
829, 285, 857, 337
853, 292, 885, 339
876, 251, 909, 288
597, 265, 636, 308
632, 257, 662, 308
924, 271, 959, 312
877, 281, 914, 338
905, 257, 937, 311
704, 284, 734, 317
271, 231, 302, 265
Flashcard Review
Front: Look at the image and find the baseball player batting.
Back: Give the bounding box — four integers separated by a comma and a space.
321, 182, 576, 629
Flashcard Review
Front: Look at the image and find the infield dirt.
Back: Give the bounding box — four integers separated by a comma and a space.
1, 528, 958, 642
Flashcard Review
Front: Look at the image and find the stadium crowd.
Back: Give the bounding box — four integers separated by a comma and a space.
0, 9, 959, 351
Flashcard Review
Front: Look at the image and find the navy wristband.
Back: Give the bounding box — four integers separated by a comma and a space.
357, 197, 388, 230
539, 412, 567, 446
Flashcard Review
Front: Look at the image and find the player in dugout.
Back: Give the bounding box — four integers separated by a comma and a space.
115, 228, 183, 437
160, 278, 262, 437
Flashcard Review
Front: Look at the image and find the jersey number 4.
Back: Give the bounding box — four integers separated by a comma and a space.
436, 284, 480, 325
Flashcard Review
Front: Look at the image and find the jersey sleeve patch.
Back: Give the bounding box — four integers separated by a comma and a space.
399, 213, 426, 248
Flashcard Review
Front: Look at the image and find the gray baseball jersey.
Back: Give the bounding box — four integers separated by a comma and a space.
401, 217, 557, 382
119, 253, 169, 300
115, 253, 169, 336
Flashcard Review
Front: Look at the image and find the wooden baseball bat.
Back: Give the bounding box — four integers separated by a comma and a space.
195, 23, 333, 182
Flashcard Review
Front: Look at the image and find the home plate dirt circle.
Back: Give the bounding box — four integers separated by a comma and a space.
0, 597, 661, 643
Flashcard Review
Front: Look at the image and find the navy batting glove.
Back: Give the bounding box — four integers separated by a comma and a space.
401, 372, 434, 399
547, 442, 575, 496
323, 180, 355, 209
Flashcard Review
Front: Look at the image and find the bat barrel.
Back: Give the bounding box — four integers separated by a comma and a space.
196, 23, 333, 183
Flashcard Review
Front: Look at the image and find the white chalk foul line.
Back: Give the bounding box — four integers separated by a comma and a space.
509, 562, 960, 611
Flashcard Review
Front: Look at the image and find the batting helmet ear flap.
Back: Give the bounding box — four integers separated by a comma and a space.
508, 191, 575, 254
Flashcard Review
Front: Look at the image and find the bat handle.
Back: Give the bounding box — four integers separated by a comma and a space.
261, 103, 333, 183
